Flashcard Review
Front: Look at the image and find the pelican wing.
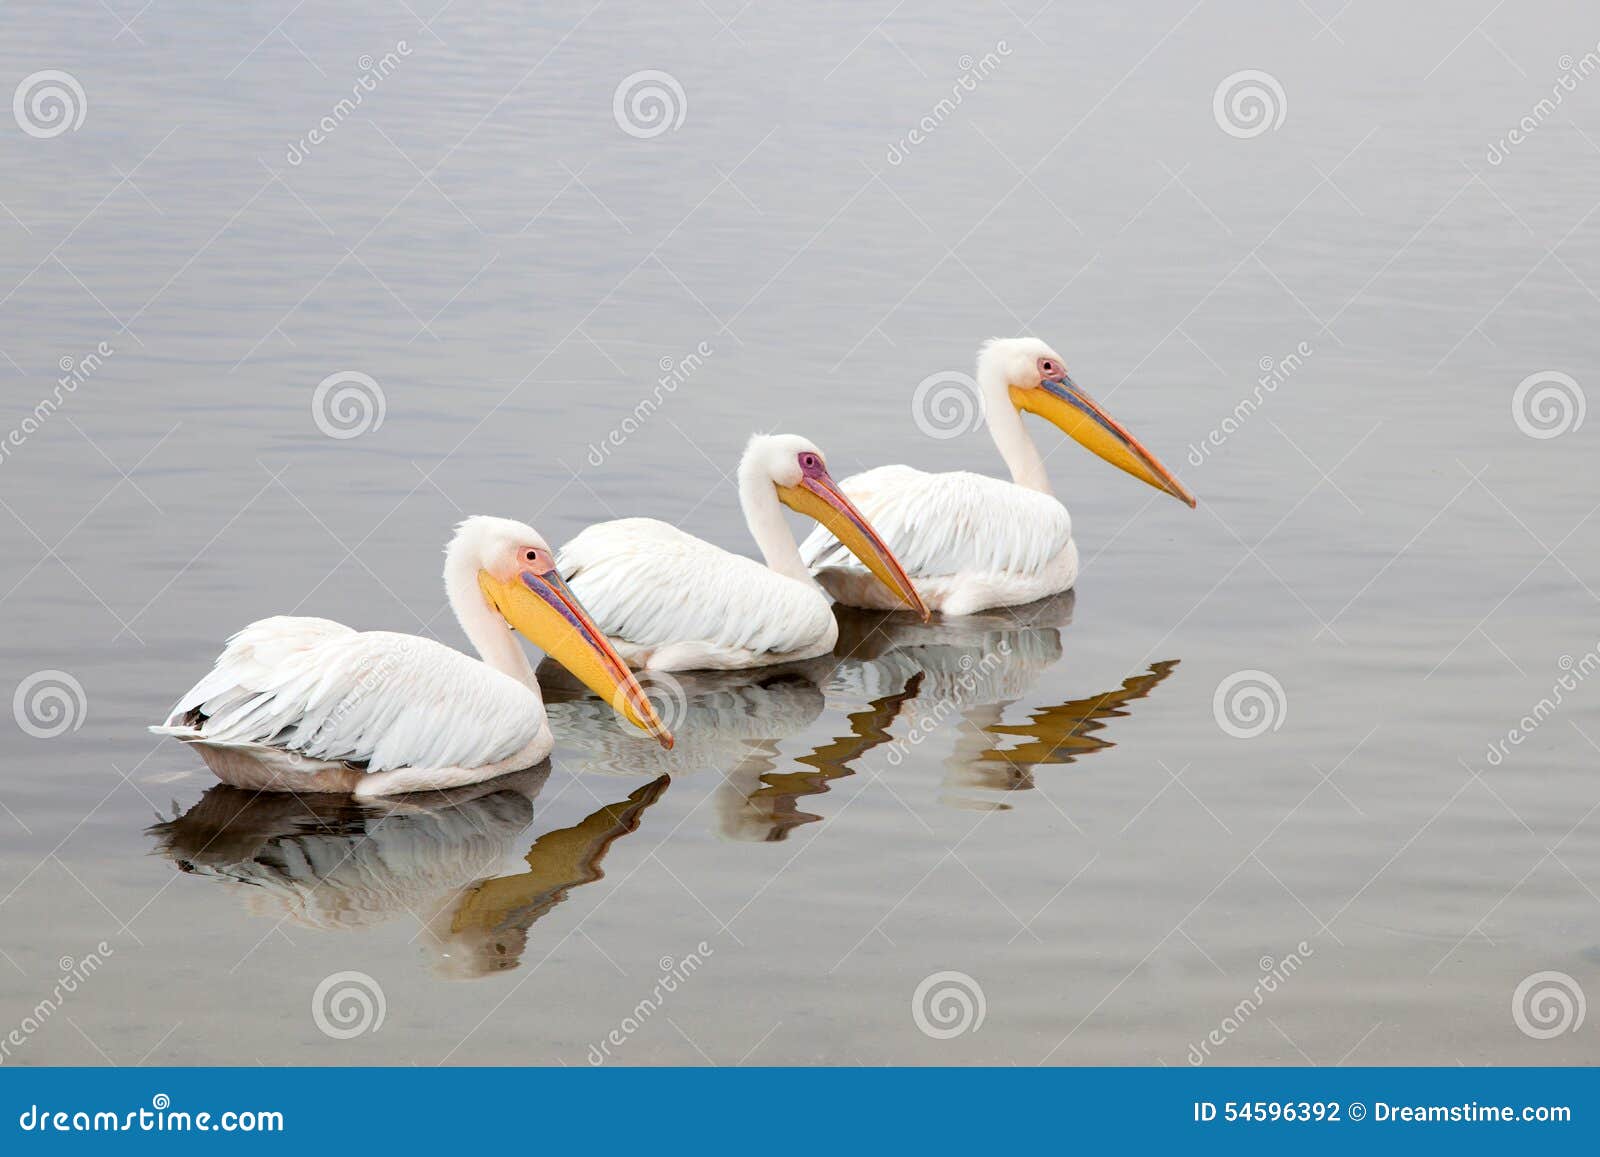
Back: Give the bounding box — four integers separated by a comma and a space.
798, 465, 1073, 578
558, 519, 834, 658
157, 616, 543, 773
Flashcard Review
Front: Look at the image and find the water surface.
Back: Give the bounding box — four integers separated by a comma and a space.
2, 1, 1598, 1066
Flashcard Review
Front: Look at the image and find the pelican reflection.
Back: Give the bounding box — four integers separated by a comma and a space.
147, 769, 669, 978
830, 595, 1181, 807
539, 591, 1178, 833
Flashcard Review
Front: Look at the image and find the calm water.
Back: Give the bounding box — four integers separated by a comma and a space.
2, 2, 1598, 1066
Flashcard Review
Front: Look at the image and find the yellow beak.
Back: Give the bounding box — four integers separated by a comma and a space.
777, 472, 929, 620
478, 567, 674, 749
1011, 377, 1196, 508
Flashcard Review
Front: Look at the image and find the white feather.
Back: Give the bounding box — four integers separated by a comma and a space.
799, 466, 1072, 577
559, 518, 836, 669
156, 618, 546, 774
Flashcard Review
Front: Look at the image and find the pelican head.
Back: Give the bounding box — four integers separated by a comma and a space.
743, 434, 929, 619
450, 516, 673, 748
980, 337, 1196, 508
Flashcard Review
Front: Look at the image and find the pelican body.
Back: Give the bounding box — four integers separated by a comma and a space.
152, 517, 671, 797
559, 434, 927, 671
800, 338, 1195, 615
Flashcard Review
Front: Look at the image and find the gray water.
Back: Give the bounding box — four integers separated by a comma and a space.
2, 1, 1598, 1067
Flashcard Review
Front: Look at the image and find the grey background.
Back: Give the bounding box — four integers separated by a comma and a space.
0, 0, 1597, 1065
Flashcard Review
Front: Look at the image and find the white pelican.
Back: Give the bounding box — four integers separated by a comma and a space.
799, 338, 1196, 615
557, 434, 929, 671
151, 516, 672, 797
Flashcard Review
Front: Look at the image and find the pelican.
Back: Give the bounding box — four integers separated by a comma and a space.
151, 516, 672, 797
799, 338, 1195, 615
557, 434, 928, 671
